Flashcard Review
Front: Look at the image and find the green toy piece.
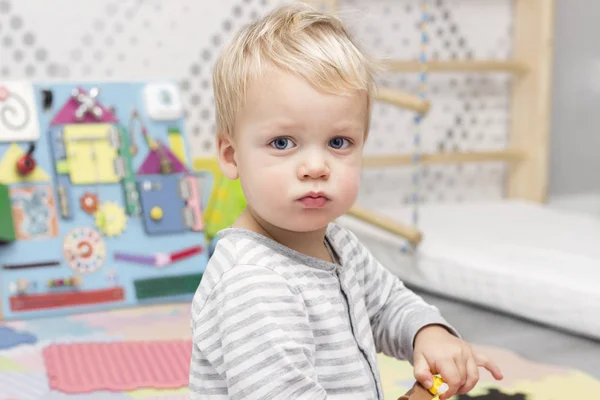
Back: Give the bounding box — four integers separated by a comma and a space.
0, 183, 16, 243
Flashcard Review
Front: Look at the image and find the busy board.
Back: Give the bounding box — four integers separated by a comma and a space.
0, 81, 210, 320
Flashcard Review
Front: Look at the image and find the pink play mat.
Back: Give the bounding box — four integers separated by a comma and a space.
43, 340, 192, 393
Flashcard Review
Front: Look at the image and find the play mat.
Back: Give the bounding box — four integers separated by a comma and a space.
0, 303, 598, 400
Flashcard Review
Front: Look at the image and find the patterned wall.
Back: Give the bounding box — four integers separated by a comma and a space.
0, 0, 514, 208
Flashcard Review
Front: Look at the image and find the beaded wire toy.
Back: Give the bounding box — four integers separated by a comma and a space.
402, 0, 430, 254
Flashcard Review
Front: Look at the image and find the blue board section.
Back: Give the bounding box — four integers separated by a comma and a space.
136, 174, 189, 235
0, 81, 210, 320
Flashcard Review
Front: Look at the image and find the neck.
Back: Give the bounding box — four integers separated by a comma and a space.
234, 208, 330, 261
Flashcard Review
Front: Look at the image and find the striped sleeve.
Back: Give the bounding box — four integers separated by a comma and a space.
349, 232, 460, 364
190, 265, 327, 400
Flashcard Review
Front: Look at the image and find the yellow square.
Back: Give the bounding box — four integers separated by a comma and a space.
63, 124, 120, 184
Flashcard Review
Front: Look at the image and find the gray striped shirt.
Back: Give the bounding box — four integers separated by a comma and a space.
189, 223, 456, 399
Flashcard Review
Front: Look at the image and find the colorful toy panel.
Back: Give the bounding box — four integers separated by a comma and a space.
0, 80, 210, 320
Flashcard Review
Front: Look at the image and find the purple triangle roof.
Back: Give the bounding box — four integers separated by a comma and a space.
50, 87, 118, 125
137, 141, 188, 175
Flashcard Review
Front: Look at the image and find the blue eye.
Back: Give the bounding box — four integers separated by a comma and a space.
270, 137, 294, 150
329, 137, 350, 149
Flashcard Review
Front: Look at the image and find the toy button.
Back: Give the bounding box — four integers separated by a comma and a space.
150, 206, 163, 221
16, 143, 37, 176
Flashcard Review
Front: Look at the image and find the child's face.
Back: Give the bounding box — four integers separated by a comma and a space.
222, 67, 368, 233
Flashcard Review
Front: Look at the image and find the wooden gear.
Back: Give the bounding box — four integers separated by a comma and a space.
397, 382, 438, 400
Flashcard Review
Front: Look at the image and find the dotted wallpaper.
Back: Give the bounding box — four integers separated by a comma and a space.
0, 0, 514, 208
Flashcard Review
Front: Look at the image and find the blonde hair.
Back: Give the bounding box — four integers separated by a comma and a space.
213, 2, 378, 136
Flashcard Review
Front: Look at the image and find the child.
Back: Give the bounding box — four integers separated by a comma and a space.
189, 3, 503, 399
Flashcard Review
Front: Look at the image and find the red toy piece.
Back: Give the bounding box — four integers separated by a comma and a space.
80, 192, 99, 214
16, 143, 37, 176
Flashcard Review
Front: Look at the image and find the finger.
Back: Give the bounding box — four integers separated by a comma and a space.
437, 360, 461, 400
454, 349, 468, 389
413, 352, 434, 389
457, 355, 479, 394
442, 356, 466, 400
474, 351, 504, 380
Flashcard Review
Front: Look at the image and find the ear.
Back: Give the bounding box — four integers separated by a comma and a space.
216, 132, 239, 180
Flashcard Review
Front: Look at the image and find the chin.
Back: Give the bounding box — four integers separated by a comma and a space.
277, 211, 338, 233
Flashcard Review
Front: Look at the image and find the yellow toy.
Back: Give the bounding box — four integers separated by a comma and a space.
398, 376, 448, 400
428, 375, 449, 398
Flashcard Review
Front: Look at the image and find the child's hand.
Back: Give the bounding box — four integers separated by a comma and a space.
412, 325, 503, 400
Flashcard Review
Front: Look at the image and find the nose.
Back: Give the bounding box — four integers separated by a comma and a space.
297, 152, 330, 180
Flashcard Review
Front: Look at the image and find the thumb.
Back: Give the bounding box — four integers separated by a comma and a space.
413, 352, 433, 389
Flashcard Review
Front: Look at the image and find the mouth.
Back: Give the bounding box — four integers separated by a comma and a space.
297, 191, 330, 208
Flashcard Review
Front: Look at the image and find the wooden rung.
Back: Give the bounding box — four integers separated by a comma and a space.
347, 205, 423, 245
375, 87, 430, 114
362, 149, 525, 167
381, 60, 529, 74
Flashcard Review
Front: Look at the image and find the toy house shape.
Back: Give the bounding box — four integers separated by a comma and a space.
135, 142, 195, 235
134, 131, 207, 235
50, 88, 121, 185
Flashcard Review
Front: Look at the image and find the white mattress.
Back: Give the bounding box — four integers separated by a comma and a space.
336, 200, 600, 340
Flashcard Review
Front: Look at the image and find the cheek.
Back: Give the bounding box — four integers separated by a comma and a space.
336, 163, 361, 201
238, 157, 291, 200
